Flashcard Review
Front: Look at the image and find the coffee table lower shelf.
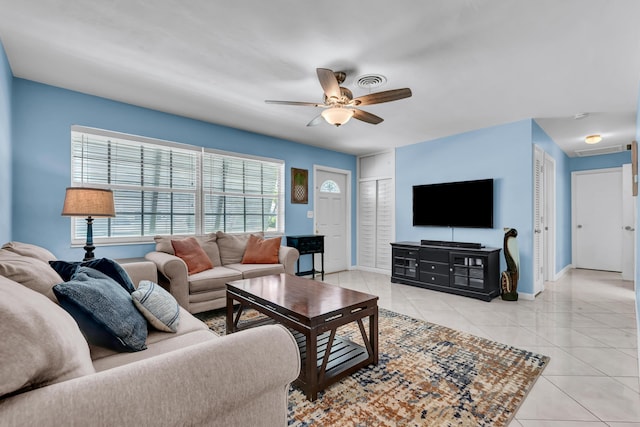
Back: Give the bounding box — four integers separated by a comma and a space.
289, 330, 371, 396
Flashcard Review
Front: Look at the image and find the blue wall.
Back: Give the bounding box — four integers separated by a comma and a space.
0, 41, 12, 243
396, 119, 537, 295
11, 79, 356, 262
569, 151, 631, 171
531, 121, 572, 274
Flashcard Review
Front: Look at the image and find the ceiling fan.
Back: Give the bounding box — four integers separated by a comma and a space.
265, 68, 412, 127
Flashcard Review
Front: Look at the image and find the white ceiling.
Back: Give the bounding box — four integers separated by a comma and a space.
1, 0, 639, 157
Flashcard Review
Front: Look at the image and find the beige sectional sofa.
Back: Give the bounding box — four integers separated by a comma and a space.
145, 232, 299, 314
0, 243, 300, 427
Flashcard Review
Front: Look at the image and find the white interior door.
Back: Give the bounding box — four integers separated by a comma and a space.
375, 178, 393, 270
533, 146, 545, 294
622, 163, 636, 280
357, 151, 395, 274
358, 180, 376, 269
315, 167, 349, 273
544, 153, 556, 281
573, 168, 623, 272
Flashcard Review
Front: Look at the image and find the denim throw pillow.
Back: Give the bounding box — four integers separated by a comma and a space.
132, 280, 180, 333
53, 266, 148, 352
50, 258, 135, 293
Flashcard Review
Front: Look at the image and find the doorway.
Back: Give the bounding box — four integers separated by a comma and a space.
533, 146, 557, 293
314, 166, 351, 273
572, 168, 623, 272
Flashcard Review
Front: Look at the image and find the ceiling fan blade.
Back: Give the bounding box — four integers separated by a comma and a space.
353, 88, 412, 106
353, 109, 384, 125
265, 100, 322, 107
306, 115, 324, 127
316, 68, 341, 100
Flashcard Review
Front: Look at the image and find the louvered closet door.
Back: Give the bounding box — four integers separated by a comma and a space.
533, 146, 545, 294
375, 179, 393, 270
358, 181, 376, 268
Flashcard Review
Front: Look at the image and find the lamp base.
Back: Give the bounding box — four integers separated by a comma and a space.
83, 244, 95, 261
84, 216, 96, 261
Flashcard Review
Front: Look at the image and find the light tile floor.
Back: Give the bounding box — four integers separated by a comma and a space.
322, 268, 640, 426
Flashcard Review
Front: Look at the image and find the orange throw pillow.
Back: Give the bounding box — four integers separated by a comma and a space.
241, 235, 281, 264
171, 237, 213, 275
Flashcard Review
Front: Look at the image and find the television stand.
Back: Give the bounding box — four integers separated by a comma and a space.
391, 241, 501, 301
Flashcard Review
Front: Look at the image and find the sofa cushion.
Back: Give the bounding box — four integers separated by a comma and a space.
155, 234, 191, 255
132, 280, 180, 333
155, 234, 222, 266
0, 249, 62, 302
188, 266, 242, 293
53, 266, 148, 352
172, 237, 214, 275
49, 258, 136, 293
225, 263, 285, 279
92, 330, 217, 372
216, 231, 263, 265
242, 235, 281, 264
89, 306, 209, 362
0, 275, 94, 399
2, 241, 57, 263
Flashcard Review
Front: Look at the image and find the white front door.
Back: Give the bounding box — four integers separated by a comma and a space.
573, 168, 623, 271
314, 167, 349, 273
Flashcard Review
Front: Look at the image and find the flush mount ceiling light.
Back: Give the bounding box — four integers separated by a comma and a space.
321, 107, 355, 127
585, 134, 602, 144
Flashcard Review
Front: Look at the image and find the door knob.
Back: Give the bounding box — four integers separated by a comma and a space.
577, 224, 583, 229
625, 226, 635, 231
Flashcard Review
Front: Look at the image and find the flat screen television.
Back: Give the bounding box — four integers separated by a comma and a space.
412, 178, 494, 228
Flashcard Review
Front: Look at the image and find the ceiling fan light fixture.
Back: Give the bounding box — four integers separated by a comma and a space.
321, 107, 354, 127
585, 134, 602, 144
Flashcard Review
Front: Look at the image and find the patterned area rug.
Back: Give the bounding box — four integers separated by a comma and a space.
198, 308, 549, 427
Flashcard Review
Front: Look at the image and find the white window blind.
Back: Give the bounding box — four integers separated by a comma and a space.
70, 127, 284, 244
202, 150, 284, 233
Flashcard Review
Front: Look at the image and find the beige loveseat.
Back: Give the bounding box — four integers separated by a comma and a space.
145, 232, 299, 314
0, 243, 300, 427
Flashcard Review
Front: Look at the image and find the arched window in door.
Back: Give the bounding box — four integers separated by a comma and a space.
320, 179, 341, 193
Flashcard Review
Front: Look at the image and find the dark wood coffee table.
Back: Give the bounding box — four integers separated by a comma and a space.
226, 274, 378, 401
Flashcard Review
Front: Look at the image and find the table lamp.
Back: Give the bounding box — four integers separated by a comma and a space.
61, 187, 116, 261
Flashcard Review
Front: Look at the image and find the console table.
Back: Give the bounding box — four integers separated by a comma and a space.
286, 235, 324, 280
391, 241, 501, 301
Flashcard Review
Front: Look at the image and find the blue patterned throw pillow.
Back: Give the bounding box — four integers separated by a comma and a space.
132, 280, 180, 333
53, 266, 148, 352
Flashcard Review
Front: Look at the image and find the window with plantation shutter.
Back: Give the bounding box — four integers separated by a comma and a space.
70, 126, 284, 245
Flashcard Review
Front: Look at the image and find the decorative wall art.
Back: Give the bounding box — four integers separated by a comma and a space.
291, 168, 308, 204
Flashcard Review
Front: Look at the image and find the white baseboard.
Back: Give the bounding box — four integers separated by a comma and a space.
517, 292, 536, 301
355, 265, 391, 275
553, 264, 573, 281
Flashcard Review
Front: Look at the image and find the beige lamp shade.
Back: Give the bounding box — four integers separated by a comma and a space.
61, 187, 116, 217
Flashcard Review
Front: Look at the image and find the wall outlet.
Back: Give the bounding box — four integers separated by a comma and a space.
307, 211, 313, 218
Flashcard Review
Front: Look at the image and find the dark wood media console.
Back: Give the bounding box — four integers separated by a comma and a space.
391, 241, 501, 301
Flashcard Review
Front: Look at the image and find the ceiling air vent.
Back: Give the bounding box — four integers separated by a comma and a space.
356, 74, 387, 89
574, 145, 623, 157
